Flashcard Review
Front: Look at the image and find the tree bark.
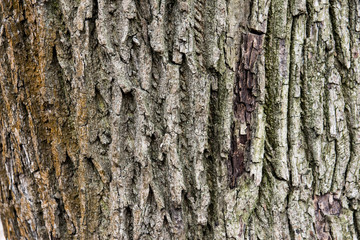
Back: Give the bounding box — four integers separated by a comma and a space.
0, 0, 359, 239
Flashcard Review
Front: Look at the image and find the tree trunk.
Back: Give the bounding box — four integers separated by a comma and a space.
0, 0, 359, 239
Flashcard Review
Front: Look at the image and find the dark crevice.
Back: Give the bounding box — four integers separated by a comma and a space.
92, 0, 99, 20
51, 45, 59, 66
354, 211, 360, 239
249, 28, 265, 35
54, 196, 68, 239
205, 69, 223, 238
125, 206, 134, 239
286, 192, 296, 240
164, 0, 176, 63
146, 185, 156, 209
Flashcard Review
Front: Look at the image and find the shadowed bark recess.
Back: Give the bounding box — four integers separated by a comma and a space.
0, 0, 360, 239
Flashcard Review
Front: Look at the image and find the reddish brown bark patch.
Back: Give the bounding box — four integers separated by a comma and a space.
314, 193, 342, 240
229, 33, 264, 188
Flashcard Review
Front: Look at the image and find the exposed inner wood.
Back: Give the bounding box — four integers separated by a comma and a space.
229, 33, 263, 188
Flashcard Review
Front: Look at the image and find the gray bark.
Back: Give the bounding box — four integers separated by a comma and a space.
0, 0, 359, 239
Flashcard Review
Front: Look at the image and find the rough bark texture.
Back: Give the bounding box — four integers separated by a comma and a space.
0, 0, 359, 239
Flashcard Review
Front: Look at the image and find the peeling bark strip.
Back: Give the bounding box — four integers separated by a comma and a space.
314, 194, 342, 240
229, 33, 264, 188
